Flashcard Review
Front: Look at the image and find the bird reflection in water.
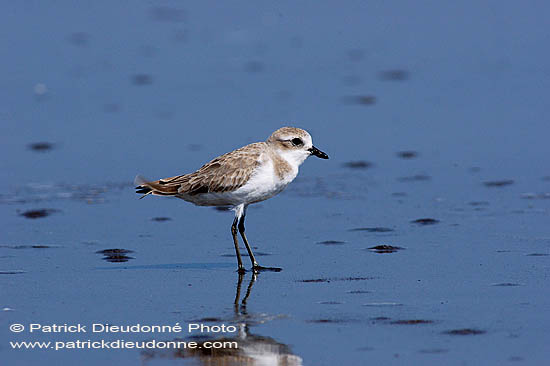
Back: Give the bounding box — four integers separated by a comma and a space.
141, 273, 303, 366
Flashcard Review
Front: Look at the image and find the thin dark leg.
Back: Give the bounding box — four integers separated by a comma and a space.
238, 214, 282, 272
238, 214, 259, 268
231, 217, 245, 273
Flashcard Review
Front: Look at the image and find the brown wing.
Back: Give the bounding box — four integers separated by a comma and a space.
140, 142, 265, 197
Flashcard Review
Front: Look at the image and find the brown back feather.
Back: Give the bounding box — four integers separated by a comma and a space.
140, 142, 265, 196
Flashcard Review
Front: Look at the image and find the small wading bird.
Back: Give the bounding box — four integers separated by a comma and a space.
135, 127, 328, 273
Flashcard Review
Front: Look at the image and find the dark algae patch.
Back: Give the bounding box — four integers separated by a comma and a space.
151, 217, 171, 222
368, 245, 403, 254
0, 245, 57, 249
379, 69, 410, 81
484, 180, 514, 187
468, 201, 490, 206
19, 209, 59, 219
306, 318, 350, 324
342, 160, 372, 169
317, 240, 346, 245
298, 277, 373, 283
341, 95, 376, 106
132, 74, 153, 85
349, 227, 394, 232
96, 249, 135, 263
397, 174, 431, 182
443, 328, 486, 336
396, 150, 418, 159
390, 319, 434, 325
411, 218, 439, 225
28, 142, 55, 152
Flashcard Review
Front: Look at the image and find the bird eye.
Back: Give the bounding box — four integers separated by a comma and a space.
291, 138, 303, 146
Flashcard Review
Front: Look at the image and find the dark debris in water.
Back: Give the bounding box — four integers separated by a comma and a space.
347, 290, 371, 294
526, 253, 549, 256
341, 95, 376, 106
468, 201, 490, 206
491, 283, 521, 287
298, 277, 374, 283
443, 328, 486, 336
379, 69, 409, 81
96, 249, 135, 263
370, 316, 391, 323
350, 227, 394, 233
19, 209, 59, 219
0, 244, 56, 249
306, 318, 351, 324
363, 302, 402, 307
317, 240, 346, 245
397, 174, 431, 182
508, 356, 524, 362
411, 218, 439, 226
132, 74, 153, 85
28, 142, 55, 152
0, 270, 26, 275
484, 180, 514, 187
368, 245, 404, 254
151, 217, 171, 222
396, 150, 418, 159
96, 249, 134, 255
390, 319, 434, 325
342, 160, 373, 169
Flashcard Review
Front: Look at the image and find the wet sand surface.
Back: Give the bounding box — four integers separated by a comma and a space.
2, 2, 550, 365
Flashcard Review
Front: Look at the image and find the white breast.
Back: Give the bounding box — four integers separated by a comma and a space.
234, 157, 297, 204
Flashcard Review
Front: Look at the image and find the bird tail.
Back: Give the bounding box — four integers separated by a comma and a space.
134, 175, 180, 199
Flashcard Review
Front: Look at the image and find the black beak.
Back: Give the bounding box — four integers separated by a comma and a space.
308, 146, 329, 159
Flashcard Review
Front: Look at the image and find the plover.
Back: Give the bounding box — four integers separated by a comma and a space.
135, 127, 328, 272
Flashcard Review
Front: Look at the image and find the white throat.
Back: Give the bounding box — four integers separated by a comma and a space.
277, 148, 310, 170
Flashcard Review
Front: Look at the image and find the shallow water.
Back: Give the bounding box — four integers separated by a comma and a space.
2, 1, 550, 365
